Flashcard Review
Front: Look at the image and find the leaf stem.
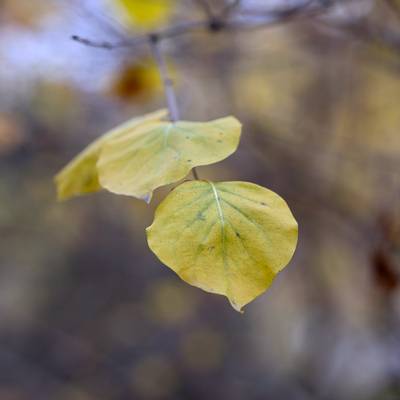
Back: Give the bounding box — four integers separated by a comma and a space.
192, 167, 200, 180
150, 36, 179, 122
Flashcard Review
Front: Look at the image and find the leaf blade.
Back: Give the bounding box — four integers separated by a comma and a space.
54, 109, 167, 201
97, 116, 242, 201
146, 180, 298, 311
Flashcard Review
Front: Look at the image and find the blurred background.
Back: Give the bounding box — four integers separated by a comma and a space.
1, 0, 400, 399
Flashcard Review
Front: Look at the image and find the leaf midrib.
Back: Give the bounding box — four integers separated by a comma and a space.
209, 182, 230, 295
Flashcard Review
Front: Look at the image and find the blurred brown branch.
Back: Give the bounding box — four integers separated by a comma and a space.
72, 0, 400, 53
70, 0, 332, 51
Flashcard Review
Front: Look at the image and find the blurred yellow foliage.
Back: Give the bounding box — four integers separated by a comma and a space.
114, 0, 175, 29
110, 60, 161, 101
334, 64, 400, 156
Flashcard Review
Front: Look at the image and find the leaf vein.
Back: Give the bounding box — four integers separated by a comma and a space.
217, 187, 270, 207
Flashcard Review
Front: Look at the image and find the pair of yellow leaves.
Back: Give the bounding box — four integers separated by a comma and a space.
55, 110, 298, 311
56, 109, 241, 202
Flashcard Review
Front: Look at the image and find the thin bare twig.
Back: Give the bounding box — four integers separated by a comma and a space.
71, 35, 126, 49
226, 1, 328, 31
237, 0, 315, 17
72, 19, 207, 50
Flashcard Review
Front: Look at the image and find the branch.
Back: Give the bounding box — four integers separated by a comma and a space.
71, 35, 127, 49
72, 20, 208, 50
71, 1, 331, 50
229, 0, 325, 30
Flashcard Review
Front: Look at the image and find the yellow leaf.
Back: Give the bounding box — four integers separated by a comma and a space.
97, 116, 241, 202
110, 60, 161, 102
146, 180, 298, 311
55, 109, 168, 201
115, 0, 175, 29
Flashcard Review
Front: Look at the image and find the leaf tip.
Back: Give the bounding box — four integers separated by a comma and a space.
229, 298, 245, 314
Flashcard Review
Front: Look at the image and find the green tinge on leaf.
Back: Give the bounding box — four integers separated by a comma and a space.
97, 116, 242, 202
146, 180, 298, 312
54, 109, 168, 201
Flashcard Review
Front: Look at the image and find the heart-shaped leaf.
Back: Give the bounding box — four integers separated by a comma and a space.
97, 117, 241, 202
146, 180, 298, 311
55, 109, 167, 201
